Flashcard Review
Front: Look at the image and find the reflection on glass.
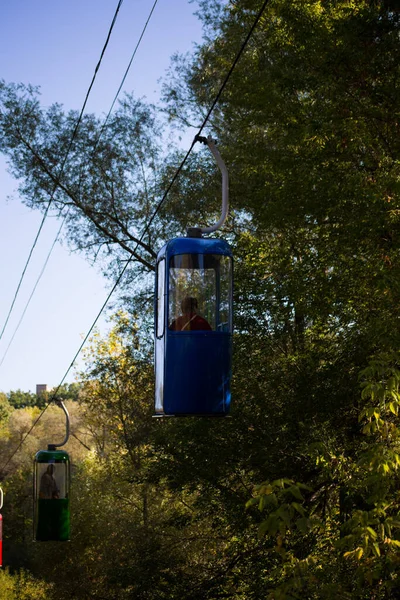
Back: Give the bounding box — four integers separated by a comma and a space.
170, 296, 212, 331
39, 464, 60, 499
169, 254, 232, 332
156, 259, 165, 337
218, 254, 232, 332
34, 456, 70, 542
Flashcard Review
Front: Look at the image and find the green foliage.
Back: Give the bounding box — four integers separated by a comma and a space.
336, 354, 400, 589
4, 385, 81, 412
0, 392, 13, 424
43, 382, 81, 403
7, 390, 44, 409
246, 479, 314, 542
0, 569, 51, 600
2, 0, 400, 597
243, 352, 400, 598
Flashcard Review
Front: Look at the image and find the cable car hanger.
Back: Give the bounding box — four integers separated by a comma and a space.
47, 399, 70, 450
189, 135, 229, 237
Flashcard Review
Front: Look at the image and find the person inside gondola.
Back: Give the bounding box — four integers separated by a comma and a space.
170, 296, 212, 331
39, 464, 60, 499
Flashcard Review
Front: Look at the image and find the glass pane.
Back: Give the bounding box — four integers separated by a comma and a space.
36, 463, 67, 499
156, 260, 165, 337
34, 461, 70, 541
218, 255, 233, 332
168, 254, 232, 332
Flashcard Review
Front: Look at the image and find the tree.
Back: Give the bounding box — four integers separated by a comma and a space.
2, 0, 400, 597
7, 390, 41, 409
0, 569, 51, 600
0, 392, 12, 424
161, 0, 400, 596
0, 85, 163, 283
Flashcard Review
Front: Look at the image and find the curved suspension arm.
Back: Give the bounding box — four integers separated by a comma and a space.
195, 136, 229, 235
48, 399, 70, 450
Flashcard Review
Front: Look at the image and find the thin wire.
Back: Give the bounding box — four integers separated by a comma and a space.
0, 0, 159, 369
0, 218, 66, 369
0, 0, 270, 477
144, 0, 270, 232
0, 214, 49, 343
0, 0, 124, 345
97, 0, 159, 146
0, 405, 51, 478
70, 431, 92, 452
0, 253, 133, 477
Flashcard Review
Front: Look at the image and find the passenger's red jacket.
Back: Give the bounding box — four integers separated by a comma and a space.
170, 312, 212, 331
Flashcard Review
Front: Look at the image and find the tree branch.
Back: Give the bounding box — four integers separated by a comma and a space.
14, 128, 157, 271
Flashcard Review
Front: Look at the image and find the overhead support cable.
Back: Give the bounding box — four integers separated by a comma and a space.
0, 0, 125, 345
0, 0, 160, 368
97, 0, 160, 145
144, 0, 270, 232
0, 217, 66, 370
0, 0, 270, 478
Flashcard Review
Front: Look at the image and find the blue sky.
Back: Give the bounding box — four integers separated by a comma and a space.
0, 0, 203, 392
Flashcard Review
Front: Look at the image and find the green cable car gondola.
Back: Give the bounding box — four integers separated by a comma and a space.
33, 400, 70, 542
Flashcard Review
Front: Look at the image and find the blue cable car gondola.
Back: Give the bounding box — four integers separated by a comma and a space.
155, 137, 233, 416
33, 400, 71, 541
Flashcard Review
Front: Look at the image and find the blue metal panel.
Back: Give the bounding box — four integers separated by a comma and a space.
163, 332, 232, 415
157, 237, 232, 262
